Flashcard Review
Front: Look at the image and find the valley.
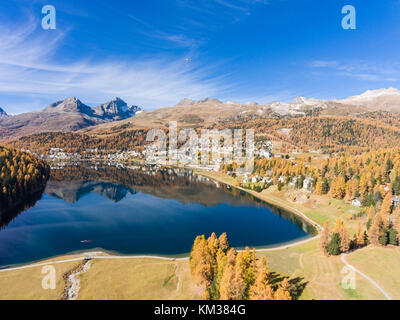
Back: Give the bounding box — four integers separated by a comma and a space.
2, 87, 400, 301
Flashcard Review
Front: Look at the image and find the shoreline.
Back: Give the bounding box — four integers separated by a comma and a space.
0, 170, 323, 272
196, 170, 323, 232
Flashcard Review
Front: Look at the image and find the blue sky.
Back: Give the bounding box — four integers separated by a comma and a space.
1, 0, 400, 114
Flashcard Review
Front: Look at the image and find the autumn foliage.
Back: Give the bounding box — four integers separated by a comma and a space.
190, 233, 293, 300
0, 145, 49, 210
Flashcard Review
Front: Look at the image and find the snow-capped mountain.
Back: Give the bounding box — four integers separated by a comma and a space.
333, 87, 400, 112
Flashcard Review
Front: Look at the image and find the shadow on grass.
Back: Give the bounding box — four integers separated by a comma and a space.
268, 272, 308, 300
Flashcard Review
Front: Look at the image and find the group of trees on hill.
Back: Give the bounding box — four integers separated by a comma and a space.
319, 219, 358, 256
217, 115, 400, 154
367, 195, 400, 247
9, 114, 400, 156
223, 148, 400, 205
221, 148, 400, 254
190, 233, 295, 300
320, 204, 400, 256
0, 146, 49, 211
9, 130, 150, 154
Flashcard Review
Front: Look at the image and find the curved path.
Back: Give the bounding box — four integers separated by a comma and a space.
0, 254, 189, 273
341, 252, 392, 300
0, 234, 322, 274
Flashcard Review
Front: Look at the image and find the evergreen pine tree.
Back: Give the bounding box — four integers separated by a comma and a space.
389, 228, 398, 245
379, 227, 389, 246
327, 233, 341, 255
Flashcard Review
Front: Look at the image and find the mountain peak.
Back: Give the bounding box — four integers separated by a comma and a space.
44, 97, 94, 116
0, 107, 8, 117
94, 97, 140, 120
177, 98, 223, 106
177, 98, 196, 105
199, 98, 223, 104
337, 87, 400, 104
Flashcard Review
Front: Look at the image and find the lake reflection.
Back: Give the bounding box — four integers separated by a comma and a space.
0, 164, 315, 267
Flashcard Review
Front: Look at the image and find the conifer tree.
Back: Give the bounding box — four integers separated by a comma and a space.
393, 208, 400, 242
368, 215, 383, 246
379, 227, 389, 246
367, 206, 375, 221
339, 222, 350, 252
319, 221, 331, 255
315, 178, 323, 195
218, 233, 230, 253
190, 235, 214, 287
355, 219, 365, 247
388, 228, 398, 245
380, 192, 392, 227
274, 278, 292, 300
219, 260, 246, 300
327, 232, 341, 255
249, 256, 273, 300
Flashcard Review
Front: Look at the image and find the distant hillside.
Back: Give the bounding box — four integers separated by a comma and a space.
219, 115, 400, 154
9, 113, 400, 156
3, 87, 400, 141
82, 87, 400, 136
333, 87, 400, 112
0, 97, 141, 140
6, 87, 400, 154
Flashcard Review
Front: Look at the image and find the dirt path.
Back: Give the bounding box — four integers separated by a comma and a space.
62, 258, 92, 300
341, 253, 392, 300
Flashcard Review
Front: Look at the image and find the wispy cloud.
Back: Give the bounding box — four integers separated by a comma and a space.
309, 60, 400, 82
0, 17, 233, 113
175, 0, 269, 26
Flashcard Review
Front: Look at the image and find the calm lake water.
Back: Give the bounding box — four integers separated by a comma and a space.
0, 164, 315, 267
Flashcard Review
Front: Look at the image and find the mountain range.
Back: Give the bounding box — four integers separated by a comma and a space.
82, 87, 400, 135
0, 97, 142, 140
1, 88, 400, 141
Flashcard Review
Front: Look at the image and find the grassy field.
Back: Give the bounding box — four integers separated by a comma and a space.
78, 258, 201, 300
0, 255, 82, 300
0, 244, 390, 300
259, 240, 386, 300
347, 246, 400, 299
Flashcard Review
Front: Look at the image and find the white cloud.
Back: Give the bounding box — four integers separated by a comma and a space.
309, 59, 400, 82
0, 18, 233, 113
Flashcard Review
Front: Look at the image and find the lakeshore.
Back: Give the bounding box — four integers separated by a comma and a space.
0, 167, 399, 300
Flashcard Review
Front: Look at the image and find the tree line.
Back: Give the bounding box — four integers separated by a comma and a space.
216, 115, 400, 154
190, 233, 296, 300
320, 201, 400, 256
0, 146, 49, 210
223, 148, 400, 204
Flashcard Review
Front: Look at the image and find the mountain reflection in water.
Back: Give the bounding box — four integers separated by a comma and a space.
0, 163, 315, 267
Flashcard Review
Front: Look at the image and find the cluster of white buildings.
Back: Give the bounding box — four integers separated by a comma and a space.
242, 174, 314, 191
48, 148, 81, 161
